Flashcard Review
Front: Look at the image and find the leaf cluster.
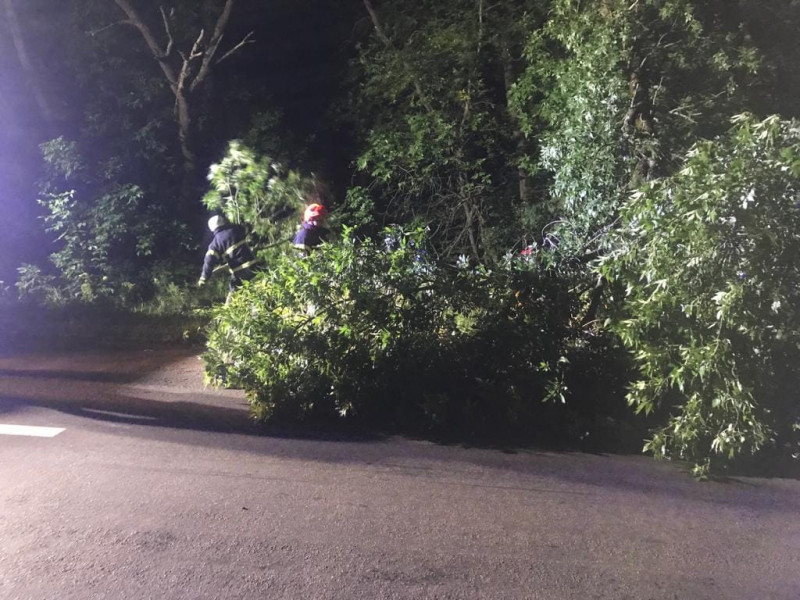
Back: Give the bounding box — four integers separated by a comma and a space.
511, 0, 764, 255
17, 137, 183, 306
600, 114, 800, 475
348, 0, 544, 259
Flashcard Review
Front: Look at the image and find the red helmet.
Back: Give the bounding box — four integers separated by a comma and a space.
304, 203, 327, 222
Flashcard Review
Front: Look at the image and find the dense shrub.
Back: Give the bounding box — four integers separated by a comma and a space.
9, 137, 224, 348
17, 137, 191, 308
599, 115, 800, 475
204, 227, 632, 446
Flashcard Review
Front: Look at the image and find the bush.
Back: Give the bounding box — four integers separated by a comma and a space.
18, 137, 191, 309
599, 114, 800, 475
204, 227, 631, 446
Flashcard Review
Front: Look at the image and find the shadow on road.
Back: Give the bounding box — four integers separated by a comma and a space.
0, 368, 142, 384
0, 388, 383, 443
4, 380, 800, 516
0, 391, 254, 433
1, 348, 798, 518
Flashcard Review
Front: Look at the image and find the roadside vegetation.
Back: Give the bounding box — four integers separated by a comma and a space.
4, 0, 799, 475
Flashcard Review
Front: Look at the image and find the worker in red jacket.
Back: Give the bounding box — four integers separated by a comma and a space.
292, 203, 329, 255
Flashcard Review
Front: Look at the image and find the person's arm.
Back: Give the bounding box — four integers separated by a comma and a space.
292, 224, 309, 253
198, 242, 221, 285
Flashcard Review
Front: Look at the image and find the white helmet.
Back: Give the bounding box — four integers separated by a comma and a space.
208, 215, 226, 232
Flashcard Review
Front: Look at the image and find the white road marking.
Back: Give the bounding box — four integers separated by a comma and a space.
83, 408, 158, 421
0, 424, 65, 437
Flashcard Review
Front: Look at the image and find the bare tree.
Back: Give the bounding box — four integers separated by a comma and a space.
107, 0, 254, 205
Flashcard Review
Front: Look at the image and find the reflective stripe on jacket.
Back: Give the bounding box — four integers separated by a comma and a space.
201, 224, 256, 281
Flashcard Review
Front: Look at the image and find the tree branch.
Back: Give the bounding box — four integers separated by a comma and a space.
362, 0, 391, 45
191, 0, 237, 91
159, 6, 174, 58
215, 31, 255, 66
86, 20, 132, 37
361, 0, 434, 114
177, 29, 206, 94
112, 0, 178, 86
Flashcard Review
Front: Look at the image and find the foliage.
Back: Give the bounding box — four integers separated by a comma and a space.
17, 137, 181, 306
511, 0, 762, 255
337, 186, 377, 236
202, 141, 321, 260
203, 226, 630, 444
347, 0, 545, 260
599, 114, 800, 475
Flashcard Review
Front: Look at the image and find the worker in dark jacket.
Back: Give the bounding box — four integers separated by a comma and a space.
292, 203, 328, 256
198, 215, 258, 293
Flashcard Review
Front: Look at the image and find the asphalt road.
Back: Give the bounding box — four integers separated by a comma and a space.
0, 348, 798, 600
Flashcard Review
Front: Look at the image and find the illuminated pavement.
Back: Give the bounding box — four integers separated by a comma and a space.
0, 349, 798, 599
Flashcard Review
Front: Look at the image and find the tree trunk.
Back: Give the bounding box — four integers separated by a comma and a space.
502, 46, 532, 205
3, 0, 56, 130
624, 68, 658, 183
110, 0, 252, 208
175, 93, 197, 208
